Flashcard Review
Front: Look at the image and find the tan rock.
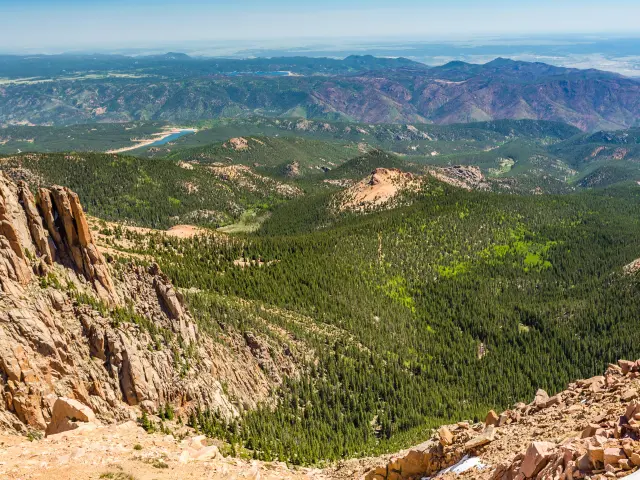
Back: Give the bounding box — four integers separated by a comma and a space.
45, 397, 97, 437
155, 277, 183, 319
190, 445, 219, 461
619, 360, 636, 375
67, 190, 92, 247
37, 188, 63, 246
604, 447, 627, 466
438, 426, 454, 446
498, 412, 509, 427
621, 389, 638, 402
485, 409, 500, 427
465, 425, 495, 450
545, 394, 562, 408
533, 389, 549, 408
588, 445, 605, 466
519, 441, 556, 478
626, 401, 640, 420
18, 182, 53, 264
581, 424, 601, 438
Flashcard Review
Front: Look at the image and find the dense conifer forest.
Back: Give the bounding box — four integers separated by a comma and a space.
3, 115, 640, 465
126, 181, 640, 464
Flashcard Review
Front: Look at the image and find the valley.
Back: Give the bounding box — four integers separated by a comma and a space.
1, 50, 640, 480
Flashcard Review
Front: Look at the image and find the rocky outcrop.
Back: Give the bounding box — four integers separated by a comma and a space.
0, 172, 117, 304
338, 168, 422, 212
39, 184, 119, 304
0, 175, 242, 435
0, 174, 306, 438
283, 161, 301, 178
427, 165, 490, 191
364, 359, 640, 480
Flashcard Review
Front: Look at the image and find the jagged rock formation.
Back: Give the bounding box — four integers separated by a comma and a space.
362, 360, 640, 480
0, 172, 117, 304
0, 174, 303, 437
284, 161, 301, 178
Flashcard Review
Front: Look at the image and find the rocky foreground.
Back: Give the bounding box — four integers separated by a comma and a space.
3, 359, 640, 480
361, 360, 640, 480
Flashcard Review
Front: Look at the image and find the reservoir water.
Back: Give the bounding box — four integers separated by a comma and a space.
148, 129, 196, 147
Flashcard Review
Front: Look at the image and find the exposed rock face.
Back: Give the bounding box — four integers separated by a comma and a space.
0, 174, 302, 437
339, 168, 421, 212
40, 184, 119, 304
283, 161, 301, 178
0, 172, 117, 304
428, 165, 489, 191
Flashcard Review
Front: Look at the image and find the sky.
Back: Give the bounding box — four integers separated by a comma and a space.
1, 0, 640, 52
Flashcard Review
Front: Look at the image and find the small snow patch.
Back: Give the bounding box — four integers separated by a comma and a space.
424, 455, 487, 479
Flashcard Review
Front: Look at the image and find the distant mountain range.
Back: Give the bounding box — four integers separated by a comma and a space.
0, 54, 638, 130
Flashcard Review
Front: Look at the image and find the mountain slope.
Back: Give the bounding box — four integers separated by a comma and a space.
0, 152, 302, 228
1, 57, 638, 130
0, 172, 316, 437
131, 179, 640, 463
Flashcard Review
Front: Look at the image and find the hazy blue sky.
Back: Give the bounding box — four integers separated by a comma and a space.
2, 0, 640, 51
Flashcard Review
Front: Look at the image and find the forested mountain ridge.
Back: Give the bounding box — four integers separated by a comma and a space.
0, 151, 302, 228
3, 173, 640, 477
1, 55, 638, 130
119, 176, 640, 464
2, 128, 640, 477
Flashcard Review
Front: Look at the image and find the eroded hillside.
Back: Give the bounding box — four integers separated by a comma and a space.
0, 172, 307, 436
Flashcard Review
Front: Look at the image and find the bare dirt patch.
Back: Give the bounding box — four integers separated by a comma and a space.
339, 168, 421, 211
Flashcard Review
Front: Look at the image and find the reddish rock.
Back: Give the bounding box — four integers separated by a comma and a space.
485, 409, 499, 427
588, 445, 605, 466
519, 441, 556, 478
621, 388, 638, 402
619, 360, 636, 375
603, 447, 627, 466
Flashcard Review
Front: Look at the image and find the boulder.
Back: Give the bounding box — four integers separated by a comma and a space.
485, 409, 499, 427
545, 394, 562, 408
588, 445, 605, 466
519, 441, 556, 478
619, 360, 636, 375
626, 401, 640, 421
438, 426, 454, 446
38, 185, 118, 304
465, 425, 496, 450
45, 397, 97, 436
604, 448, 627, 467
532, 389, 549, 408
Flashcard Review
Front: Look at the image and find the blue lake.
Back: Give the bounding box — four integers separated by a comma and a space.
148, 129, 196, 147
